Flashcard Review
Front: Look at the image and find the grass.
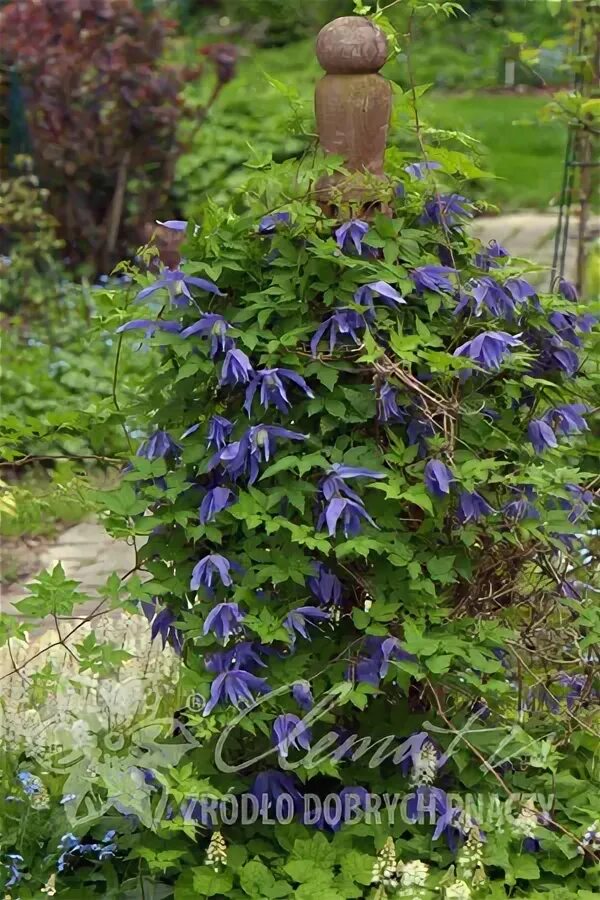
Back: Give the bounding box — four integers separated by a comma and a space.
422, 93, 565, 210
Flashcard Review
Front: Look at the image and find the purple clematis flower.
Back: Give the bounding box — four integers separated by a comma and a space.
258, 211, 291, 234
424, 459, 454, 498
307, 562, 342, 607
421, 193, 473, 229
205, 641, 266, 673
320, 464, 386, 500
203, 669, 270, 716
475, 239, 510, 270
156, 219, 188, 231
411, 265, 457, 294
203, 602, 245, 641
348, 635, 408, 685
453, 330, 522, 370
560, 483, 594, 524
250, 770, 303, 812
335, 219, 369, 254
292, 680, 314, 711
317, 464, 384, 537
116, 318, 182, 339
504, 276, 537, 304
404, 160, 442, 180
199, 486, 235, 524
354, 281, 405, 318
141, 600, 184, 654
137, 429, 182, 461
558, 277, 578, 302
220, 348, 254, 386
318, 498, 377, 537
377, 382, 407, 423
209, 424, 306, 484
181, 314, 233, 357
272, 714, 311, 758
549, 311, 596, 347
135, 267, 223, 308
457, 490, 495, 523
5, 853, 24, 887
284, 606, 330, 640
244, 367, 314, 415
455, 277, 516, 319
528, 419, 558, 454
190, 553, 234, 590
503, 485, 539, 521
543, 404, 588, 435
310, 307, 367, 356
207, 415, 234, 451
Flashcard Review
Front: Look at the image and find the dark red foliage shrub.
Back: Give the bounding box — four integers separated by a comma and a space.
1, 0, 189, 270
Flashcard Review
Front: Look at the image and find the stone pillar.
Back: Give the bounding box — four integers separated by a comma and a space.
314, 16, 392, 214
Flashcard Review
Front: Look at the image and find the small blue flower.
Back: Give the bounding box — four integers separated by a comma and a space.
455, 277, 515, 319
272, 713, 311, 758
244, 368, 314, 415
411, 265, 457, 294
404, 160, 442, 180
453, 331, 522, 370
528, 419, 558, 454
503, 485, 539, 521
207, 415, 234, 451
250, 770, 303, 813
504, 276, 537, 305
457, 491, 495, 523
543, 404, 588, 435
220, 348, 254, 386
292, 680, 314, 711
310, 308, 367, 356
137, 429, 182, 461
377, 382, 406, 423
181, 314, 233, 358
156, 219, 188, 231
141, 600, 184, 654
206, 641, 266, 673
209, 425, 306, 484
284, 606, 330, 640
199, 486, 235, 524
354, 281, 405, 317
424, 459, 454, 498
190, 553, 234, 590
421, 193, 473, 229
335, 219, 369, 255
258, 211, 291, 234
558, 277, 578, 302
203, 669, 270, 716
203, 602, 245, 641
135, 267, 223, 308
116, 319, 182, 339
307, 562, 342, 607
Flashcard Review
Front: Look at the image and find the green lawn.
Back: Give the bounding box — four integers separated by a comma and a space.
422, 93, 566, 210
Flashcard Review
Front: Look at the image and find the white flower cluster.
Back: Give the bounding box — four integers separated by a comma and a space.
41, 873, 57, 895
205, 830, 227, 871
371, 837, 398, 889
410, 741, 438, 787
579, 820, 600, 855
444, 880, 472, 900
371, 839, 430, 897
456, 825, 486, 887
512, 798, 538, 839
0, 612, 180, 759
397, 859, 430, 897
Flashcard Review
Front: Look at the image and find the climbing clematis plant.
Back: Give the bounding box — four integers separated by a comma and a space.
72, 87, 598, 900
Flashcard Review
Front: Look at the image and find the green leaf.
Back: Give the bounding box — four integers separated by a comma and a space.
192, 867, 233, 896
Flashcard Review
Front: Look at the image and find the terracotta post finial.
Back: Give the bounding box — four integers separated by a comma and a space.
314, 16, 392, 213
